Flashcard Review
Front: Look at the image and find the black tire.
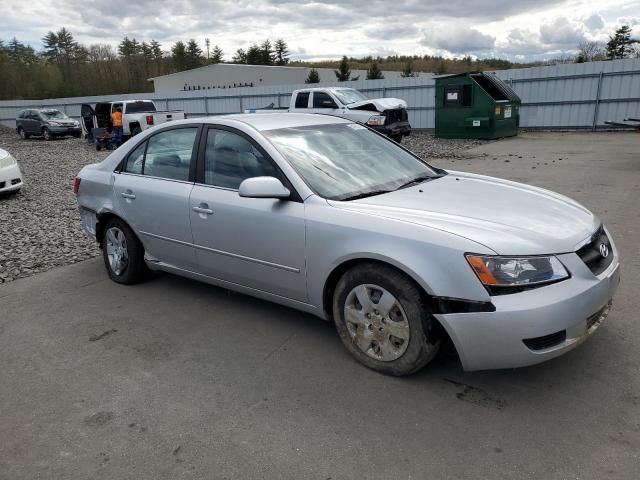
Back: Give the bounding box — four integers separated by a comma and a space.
131, 126, 142, 136
391, 134, 403, 143
333, 263, 441, 376
42, 127, 53, 141
101, 217, 149, 284
18, 127, 29, 139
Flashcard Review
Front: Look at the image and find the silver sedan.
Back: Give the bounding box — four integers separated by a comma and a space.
74, 114, 620, 375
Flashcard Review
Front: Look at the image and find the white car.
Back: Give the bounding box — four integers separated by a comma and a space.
0, 148, 23, 194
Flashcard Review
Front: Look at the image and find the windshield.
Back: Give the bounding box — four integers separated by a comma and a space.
40, 110, 68, 119
264, 123, 442, 200
126, 101, 156, 113
331, 89, 369, 105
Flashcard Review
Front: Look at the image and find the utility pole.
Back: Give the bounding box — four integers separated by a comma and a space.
205, 38, 210, 61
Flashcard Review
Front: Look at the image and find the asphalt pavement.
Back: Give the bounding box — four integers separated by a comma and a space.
1, 132, 638, 479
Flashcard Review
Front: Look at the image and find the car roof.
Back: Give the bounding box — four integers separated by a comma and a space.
295, 87, 356, 93
221, 113, 351, 131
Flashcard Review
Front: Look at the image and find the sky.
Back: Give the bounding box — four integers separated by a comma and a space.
1, 0, 639, 62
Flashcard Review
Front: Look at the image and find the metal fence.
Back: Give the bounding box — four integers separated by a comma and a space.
1, 58, 638, 130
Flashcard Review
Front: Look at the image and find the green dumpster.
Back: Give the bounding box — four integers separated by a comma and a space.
435, 72, 521, 139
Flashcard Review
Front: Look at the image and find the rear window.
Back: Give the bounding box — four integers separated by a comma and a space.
40, 109, 68, 119
295, 92, 310, 109
126, 101, 157, 114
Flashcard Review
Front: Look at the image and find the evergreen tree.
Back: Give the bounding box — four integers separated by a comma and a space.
171, 41, 188, 71
274, 39, 290, 66
185, 39, 204, 69
246, 44, 263, 65
606, 25, 637, 59
7, 38, 38, 65
232, 48, 247, 64
401, 60, 416, 77
334, 55, 351, 81
305, 68, 320, 83
150, 40, 163, 61
366, 61, 384, 79
211, 45, 224, 63
260, 39, 274, 65
435, 59, 447, 74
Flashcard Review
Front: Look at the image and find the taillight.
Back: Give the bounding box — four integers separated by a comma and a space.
146, 115, 154, 125
73, 176, 81, 195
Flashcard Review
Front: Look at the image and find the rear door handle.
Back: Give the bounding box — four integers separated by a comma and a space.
121, 192, 136, 199
192, 206, 214, 215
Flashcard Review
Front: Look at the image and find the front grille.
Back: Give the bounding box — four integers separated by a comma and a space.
523, 330, 567, 351
577, 226, 614, 276
384, 108, 408, 124
11, 178, 21, 185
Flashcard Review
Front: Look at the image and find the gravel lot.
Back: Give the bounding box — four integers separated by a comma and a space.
0, 127, 108, 283
0, 126, 484, 283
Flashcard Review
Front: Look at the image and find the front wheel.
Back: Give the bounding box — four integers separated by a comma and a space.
390, 134, 403, 143
102, 218, 149, 284
42, 127, 53, 141
333, 263, 441, 376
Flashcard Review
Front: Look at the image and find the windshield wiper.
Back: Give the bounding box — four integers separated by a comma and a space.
339, 189, 394, 201
396, 174, 440, 190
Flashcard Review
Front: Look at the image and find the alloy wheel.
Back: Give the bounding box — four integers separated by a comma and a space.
343, 284, 410, 361
105, 227, 129, 276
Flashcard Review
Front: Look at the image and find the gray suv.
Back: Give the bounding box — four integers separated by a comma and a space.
16, 109, 81, 140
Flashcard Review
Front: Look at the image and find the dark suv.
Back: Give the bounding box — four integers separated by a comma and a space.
16, 109, 81, 140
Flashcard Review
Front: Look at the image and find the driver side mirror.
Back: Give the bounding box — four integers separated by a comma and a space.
238, 176, 290, 199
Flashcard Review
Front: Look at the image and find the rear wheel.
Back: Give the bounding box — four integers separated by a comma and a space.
333, 263, 441, 376
42, 127, 53, 141
131, 126, 142, 136
18, 127, 29, 139
102, 218, 149, 284
390, 134, 403, 143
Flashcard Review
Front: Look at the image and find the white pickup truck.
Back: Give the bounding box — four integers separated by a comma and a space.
245, 87, 411, 142
80, 100, 186, 138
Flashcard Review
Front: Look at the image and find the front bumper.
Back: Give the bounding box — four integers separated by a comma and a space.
48, 125, 81, 135
0, 163, 23, 193
436, 251, 620, 371
372, 121, 411, 137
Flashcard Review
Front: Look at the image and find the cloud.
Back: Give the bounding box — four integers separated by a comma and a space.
0, 0, 632, 63
422, 25, 496, 54
539, 16, 586, 46
583, 13, 605, 30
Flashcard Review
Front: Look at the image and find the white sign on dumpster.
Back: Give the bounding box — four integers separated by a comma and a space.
504, 106, 512, 118
472, 120, 480, 127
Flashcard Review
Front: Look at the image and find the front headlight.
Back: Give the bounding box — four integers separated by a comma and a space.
366, 115, 386, 126
48, 121, 61, 126
0, 152, 17, 168
466, 254, 569, 288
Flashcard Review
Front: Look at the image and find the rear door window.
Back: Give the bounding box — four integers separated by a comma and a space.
295, 92, 310, 109
122, 127, 198, 181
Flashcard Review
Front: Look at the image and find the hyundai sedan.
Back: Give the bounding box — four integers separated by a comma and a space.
74, 114, 620, 375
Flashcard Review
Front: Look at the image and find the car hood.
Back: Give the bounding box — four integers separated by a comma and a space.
328, 171, 598, 255
347, 98, 407, 112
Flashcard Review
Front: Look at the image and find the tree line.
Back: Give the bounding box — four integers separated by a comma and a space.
0, 25, 637, 100
0, 29, 293, 100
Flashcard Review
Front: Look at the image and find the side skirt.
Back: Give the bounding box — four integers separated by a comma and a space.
146, 258, 325, 319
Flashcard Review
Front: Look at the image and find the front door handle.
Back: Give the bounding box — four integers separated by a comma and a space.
121, 192, 136, 199
192, 205, 214, 215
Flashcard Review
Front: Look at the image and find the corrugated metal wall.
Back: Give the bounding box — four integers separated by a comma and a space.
1, 58, 638, 129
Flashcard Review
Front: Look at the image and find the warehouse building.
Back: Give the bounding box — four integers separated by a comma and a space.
149, 64, 403, 93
